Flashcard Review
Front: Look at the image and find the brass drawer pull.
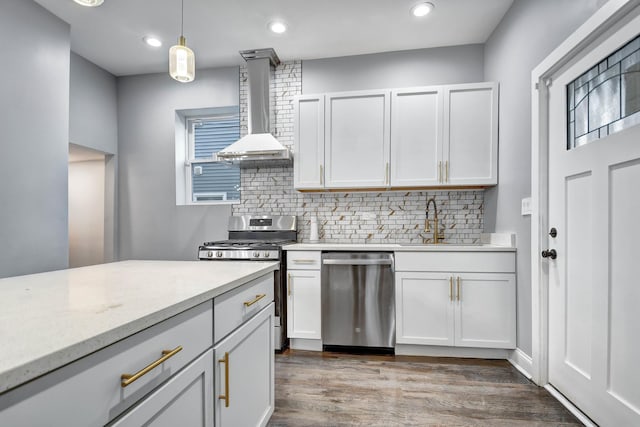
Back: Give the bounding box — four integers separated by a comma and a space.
446, 161, 450, 182
320, 164, 324, 185
449, 277, 453, 302
121, 346, 183, 387
438, 161, 442, 183
293, 259, 316, 263
218, 352, 230, 407
244, 293, 266, 307
457, 276, 461, 301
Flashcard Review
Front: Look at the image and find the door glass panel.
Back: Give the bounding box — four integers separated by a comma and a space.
567, 34, 640, 149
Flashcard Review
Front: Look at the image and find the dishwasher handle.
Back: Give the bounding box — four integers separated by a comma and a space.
322, 258, 393, 266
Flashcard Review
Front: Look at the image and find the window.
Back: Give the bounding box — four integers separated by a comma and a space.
567, 33, 640, 149
175, 107, 241, 205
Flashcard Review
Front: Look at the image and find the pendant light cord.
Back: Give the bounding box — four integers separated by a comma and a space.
181, 0, 184, 37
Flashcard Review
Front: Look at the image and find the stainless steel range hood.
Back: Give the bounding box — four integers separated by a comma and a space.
215, 48, 292, 167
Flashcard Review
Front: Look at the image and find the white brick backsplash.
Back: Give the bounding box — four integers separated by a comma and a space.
233, 60, 484, 244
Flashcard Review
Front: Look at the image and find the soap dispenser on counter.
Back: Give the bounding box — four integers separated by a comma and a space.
309, 217, 319, 243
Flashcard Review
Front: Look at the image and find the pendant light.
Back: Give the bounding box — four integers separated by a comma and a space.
169, 0, 195, 82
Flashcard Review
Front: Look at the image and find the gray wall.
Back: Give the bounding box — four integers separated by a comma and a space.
117, 68, 239, 260
70, 53, 118, 155
483, 0, 605, 356
0, 0, 70, 278
302, 45, 484, 93
70, 53, 118, 262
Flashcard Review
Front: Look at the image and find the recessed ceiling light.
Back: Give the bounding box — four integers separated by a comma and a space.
143, 36, 162, 48
268, 21, 287, 34
73, 0, 104, 7
411, 2, 434, 17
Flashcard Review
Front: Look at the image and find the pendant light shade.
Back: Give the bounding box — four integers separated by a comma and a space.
169, 1, 195, 83
169, 36, 195, 82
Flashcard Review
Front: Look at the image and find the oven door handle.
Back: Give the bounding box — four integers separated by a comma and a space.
322, 259, 393, 266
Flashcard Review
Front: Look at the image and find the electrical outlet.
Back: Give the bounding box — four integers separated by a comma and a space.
521, 197, 532, 216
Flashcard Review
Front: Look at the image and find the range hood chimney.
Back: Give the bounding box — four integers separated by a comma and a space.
215, 48, 292, 167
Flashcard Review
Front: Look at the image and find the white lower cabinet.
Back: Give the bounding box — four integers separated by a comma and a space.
396, 271, 516, 349
286, 269, 321, 340
396, 272, 454, 346
111, 349, 213, 426
214, 304, 275, 427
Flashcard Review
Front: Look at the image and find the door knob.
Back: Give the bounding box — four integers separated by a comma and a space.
541, 249, 557, 259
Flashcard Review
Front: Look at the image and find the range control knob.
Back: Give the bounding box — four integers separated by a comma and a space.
216, 251, 223, 258
263, 252, 270, 258
253, 251, 260, 258
207, 251, 213, 258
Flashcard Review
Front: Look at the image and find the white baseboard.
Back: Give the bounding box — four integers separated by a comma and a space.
544, 385, 597, 427
395, 345, 510, 359
508, 348, 533, 380
290, 338, 322, 351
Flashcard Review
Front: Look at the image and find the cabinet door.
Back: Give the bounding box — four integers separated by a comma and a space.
390, 87, 443, 187
454, 273, 516, 349
443, 83, 498, 186
214, 304, 275, 427
287, 269, 321, 339
395, 272, 454, 346
294, 95, 325, 189
325, 90, 391, 188
110, 349, 213, 427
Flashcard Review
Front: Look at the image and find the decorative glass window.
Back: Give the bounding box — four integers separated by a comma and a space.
567, 34, 640, 149
186, 112, 241, 203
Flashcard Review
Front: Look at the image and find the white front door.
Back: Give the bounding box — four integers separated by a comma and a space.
546, 10, 640, 426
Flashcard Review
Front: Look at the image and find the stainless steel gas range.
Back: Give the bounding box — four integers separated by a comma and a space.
198, 215, 297, 351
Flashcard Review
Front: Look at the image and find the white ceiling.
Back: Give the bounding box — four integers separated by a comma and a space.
34, 0, 513, 77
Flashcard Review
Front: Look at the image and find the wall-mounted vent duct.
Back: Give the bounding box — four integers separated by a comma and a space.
215, 48, 291, 167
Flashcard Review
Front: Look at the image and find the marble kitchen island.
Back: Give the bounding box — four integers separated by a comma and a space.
0, 260, 279, 426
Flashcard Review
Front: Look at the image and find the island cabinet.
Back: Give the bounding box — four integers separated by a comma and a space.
212, 276, 275, 427
286, 250, 322, 350
395, 251, 516, 351
0, 272, 275, 427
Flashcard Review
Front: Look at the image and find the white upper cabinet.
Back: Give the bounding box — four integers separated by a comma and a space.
324, 90, 391, 188
293, 82, 498, 190
294, 94, 325, 189
390, 87, 443, 187
443, 82, 498, 186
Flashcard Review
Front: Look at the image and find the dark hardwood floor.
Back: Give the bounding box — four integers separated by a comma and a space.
268, 350, 581, 426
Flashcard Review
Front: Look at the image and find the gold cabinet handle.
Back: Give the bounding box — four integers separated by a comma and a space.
385, 162, 390, 185
438, 161, 442, 183
244, 293, 266, 307
446, 161, 450, 183
320, 164, 324, 185
449, 277, 453, 302
218, 352, 230, 407
287, 273, 291, 296
293, 259, 316, 264
457, 276, 461, 301
121, 346, 182, 387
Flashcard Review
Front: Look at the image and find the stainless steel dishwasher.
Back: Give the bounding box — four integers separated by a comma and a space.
321, 252, 395, 352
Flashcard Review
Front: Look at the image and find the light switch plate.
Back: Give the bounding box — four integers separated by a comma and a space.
521, 197, 532, 216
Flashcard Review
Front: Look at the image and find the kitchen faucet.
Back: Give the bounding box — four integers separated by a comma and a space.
425, 197, 443, 244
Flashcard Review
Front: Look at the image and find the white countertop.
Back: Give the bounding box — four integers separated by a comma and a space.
283, 243, 515, 252
0, 260, 278, 394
